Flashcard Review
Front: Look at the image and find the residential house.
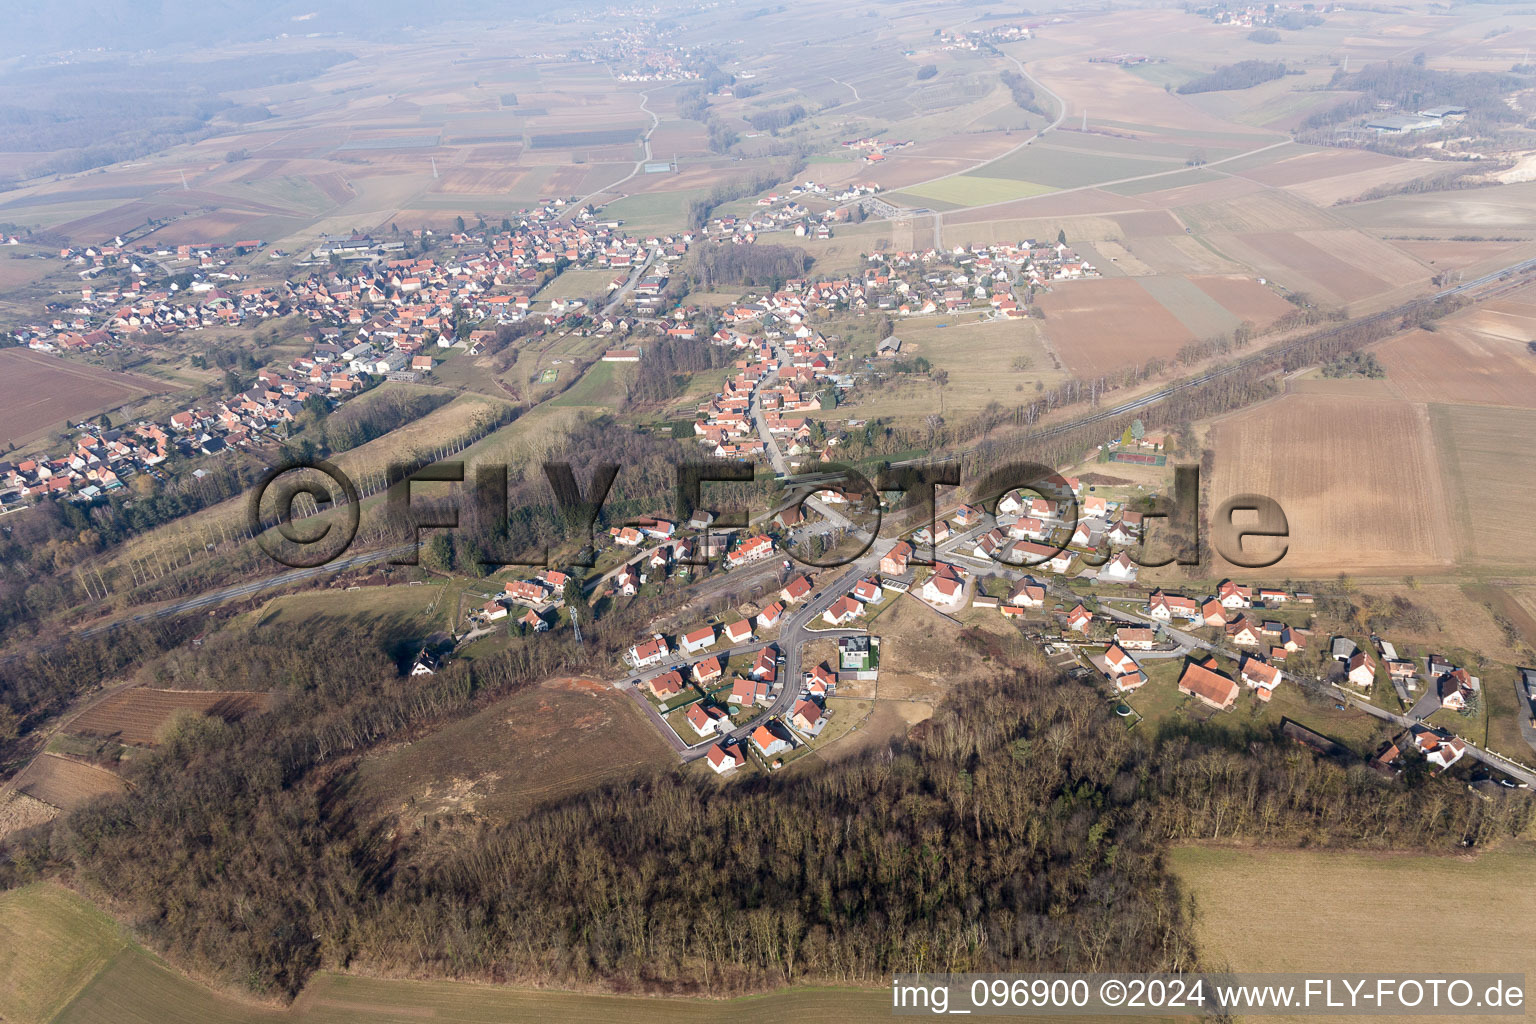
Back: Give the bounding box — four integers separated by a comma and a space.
1200, 598, 1226, 627
628, 635, 670, 668
1348, 651, 1376, 688
1008, 577, 1046, 608
1148, 590, 1199, 622
730, 676, 772, 706
806, 663, 837, 695
881, 540, 914, 576
751, 724, 792, 758
724, 619, 754, 645
646, 670, 685, 699
1116, 627, 1156, 651
780, 575, 813, 604
685, 703, 729, 738
1178, 657, 1239, 710
791, 699, 826, 736
823, 594, 863, 625
1240, 656, 1281, 701
1067, 604, 1093, 633
692, 656, 724, 685
750, 648, 777, 682
680, 625, 716, 654
919, 564, 964, 605
1412, 726, 1466, 770
1438, 668, 1476, 711
706, 741, 745, 774
1098, 551, 1137, 583
1225, 616, 1260, 647
852, 577, 883, 603
1103, 643, 1138, 677
757, 601, 784, 630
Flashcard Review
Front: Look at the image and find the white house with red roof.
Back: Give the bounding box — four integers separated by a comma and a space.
685, 703, 730, 738
724, 619, 754, 644
680, 625, 716, 654
822, 595, 863, 625
706, 741, 745, 774
628, 635, 670, 668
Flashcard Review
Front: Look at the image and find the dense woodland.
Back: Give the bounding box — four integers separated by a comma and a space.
684, 242, 810, 291
1, 618, 1525, 1000
1176, 61, 1287, 94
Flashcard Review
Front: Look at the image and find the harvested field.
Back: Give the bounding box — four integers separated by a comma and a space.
355, 679, 674, 827
895, 175, 1055, 207
1036, 277, 1197, 377
1234, 147, 1415, 188
1206, 393, 1455, 575
0, 256, 53, 290
1376, 319, 1536, 410
1179, 190, 1332, 234
1214, 230, 1407, 305
944, 188, 1137, 222
1135, 276, 1240, 337
1173, 846, 1536, 1006
0, 350, 162, 448
1389, 238, 1526, 271
0, 792, 58, 843
1191, 274, 1298, 323
1430, 402, 1536, 569
980, 144, 1174, 188
842, 317, 1063, 422
14, 755, 127, 811
68, 689, 273, 747
1128, 234, 1245, 275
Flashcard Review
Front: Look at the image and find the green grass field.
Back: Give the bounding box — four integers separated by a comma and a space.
599, 188, 710, 230
981, 145, 1176, 188
547, 358, 632, 408
897, 175, 1055, 207
254, 583, 450, 634
0, 885, 129, 1024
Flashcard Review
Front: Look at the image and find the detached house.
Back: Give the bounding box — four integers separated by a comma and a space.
1240, 656, 1281, 701
1178, 657, 1239, 711
823, 595, 863, 625
706, 741, 745, 774
646, 670, 685, 699
680, 626, 716, 655
1348, 651, 1377, 688
1103, 643, 1138, 677
628, 635, 670, 668
751, 724, 792, 758
685, 703, 729, 738
791, 699, 826, 736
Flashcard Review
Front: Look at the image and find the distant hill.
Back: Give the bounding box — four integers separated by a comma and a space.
11, 0, 556, 55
